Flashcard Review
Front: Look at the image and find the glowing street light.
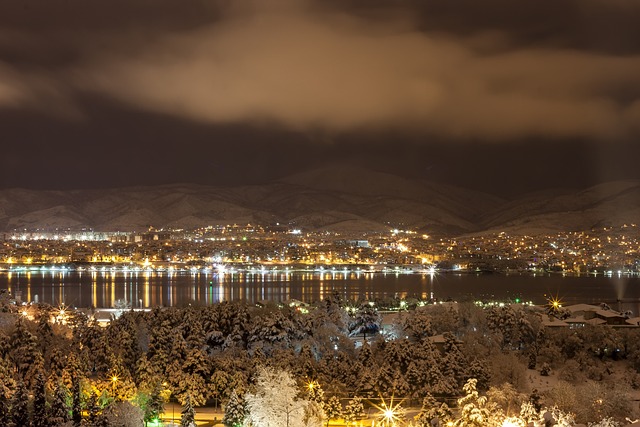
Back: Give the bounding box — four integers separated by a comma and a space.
372, 396, 404, 427
383, 408, 395, 423
111, 375, 118, 398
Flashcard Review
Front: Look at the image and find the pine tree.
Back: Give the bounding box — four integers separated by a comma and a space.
223, 389, 245, 427
415, 393, 451, 427
87, 390, 101, 425
405, 306, 435, 340
348, 302, 381, 341
324, 395, 343, 427
454, 379, 494, 427
183, 309, 206, 349
144, 382, 165, 425
10, 380, 30, 427
0, 356, 16, 422
180, 393, 196, 427
306, 381, 325, 404
442, 333, 468, 390
147, 314, 174, 372
135, 353, 158, 391
49, 382, 71, 425
37, 314, 55, 360
354, 366, 377, 397
343, 396, 364, 426
176, 372, 207, 407
296, 344, 317, 379
32, 371, 48, 427
357, 342, 373, 366
72, 377, 83, 426
10, 317, 43, 388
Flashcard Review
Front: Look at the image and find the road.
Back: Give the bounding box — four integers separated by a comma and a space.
160, 402, 420, 426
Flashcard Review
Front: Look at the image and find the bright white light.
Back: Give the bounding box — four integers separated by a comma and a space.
384, 409, 394, 420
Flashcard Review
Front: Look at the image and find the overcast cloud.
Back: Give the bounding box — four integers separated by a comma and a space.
1, 0, 639, 142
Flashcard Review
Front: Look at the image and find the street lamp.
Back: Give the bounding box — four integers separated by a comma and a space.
111, 375, 118, 398
383, 409, 395, 425
372, 396, 403, 427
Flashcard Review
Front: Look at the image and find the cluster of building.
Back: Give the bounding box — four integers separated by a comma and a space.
433, 225, 640, 274
1, 224, 639, 274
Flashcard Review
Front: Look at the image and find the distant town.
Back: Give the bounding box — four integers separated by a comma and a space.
1, 223, 639, 275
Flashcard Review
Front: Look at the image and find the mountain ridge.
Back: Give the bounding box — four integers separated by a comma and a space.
1, 167, 639, 236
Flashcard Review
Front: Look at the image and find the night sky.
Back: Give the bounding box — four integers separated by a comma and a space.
1, 0, 640, 197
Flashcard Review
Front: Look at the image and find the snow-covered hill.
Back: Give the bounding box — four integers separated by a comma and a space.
1, 167, 637, 236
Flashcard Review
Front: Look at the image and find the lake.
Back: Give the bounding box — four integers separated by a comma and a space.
2, 270, 640, 313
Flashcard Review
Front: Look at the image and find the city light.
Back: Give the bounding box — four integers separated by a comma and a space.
111, 375, 118, 397
372, 396, 404, 427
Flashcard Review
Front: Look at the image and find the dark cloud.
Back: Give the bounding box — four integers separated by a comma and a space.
72, 1, 640, 141
0, 0, 639, 141
1, 0, 640, 192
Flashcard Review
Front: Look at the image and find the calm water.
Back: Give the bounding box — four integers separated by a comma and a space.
2, 270, 640, 313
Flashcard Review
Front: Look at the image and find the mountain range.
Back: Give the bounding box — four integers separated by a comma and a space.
1, 166, 639, 236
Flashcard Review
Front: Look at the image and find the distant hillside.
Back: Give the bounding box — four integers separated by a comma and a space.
479, 180, 640, 235
1, 166, 638, 236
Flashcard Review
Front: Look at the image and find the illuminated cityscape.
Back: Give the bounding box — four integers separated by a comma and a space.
2, 0, 640, 425
2, 224, 639, 275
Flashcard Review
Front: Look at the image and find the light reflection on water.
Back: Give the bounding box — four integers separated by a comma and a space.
2, 271, 640, 313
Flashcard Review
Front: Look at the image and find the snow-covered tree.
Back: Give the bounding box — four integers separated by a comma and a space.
32, 371, 48, 427
486, 383, 527, 418
357, 342, 373, 366
0, 356, 16, 421
324, 395, 343, 427
415, 393, 451, 427
542, 406, 576, 427
454, 379, 497, 427
303, 400, 325, 427
223, 389, 244, 427
306, 381, 324, 404
10, 380, 30, 427
343, 396, 365, 426
348, 302, 381, 341
48, 382, 71, 425
9, 317, 43, 388
100, 400, 144, 427
518, 401, 539, 425
143, 381, 165, 425
442, 333, 469, 390
402, 307, 435, 340
87, 390, 101, 425
180, 393, 197, 427
244, 366, 308, 427
588, 417, 621, 427
71, 376, 83, 426
210, 369, 232, 408
295, 344, 318, 380
135, 353, 158, 391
